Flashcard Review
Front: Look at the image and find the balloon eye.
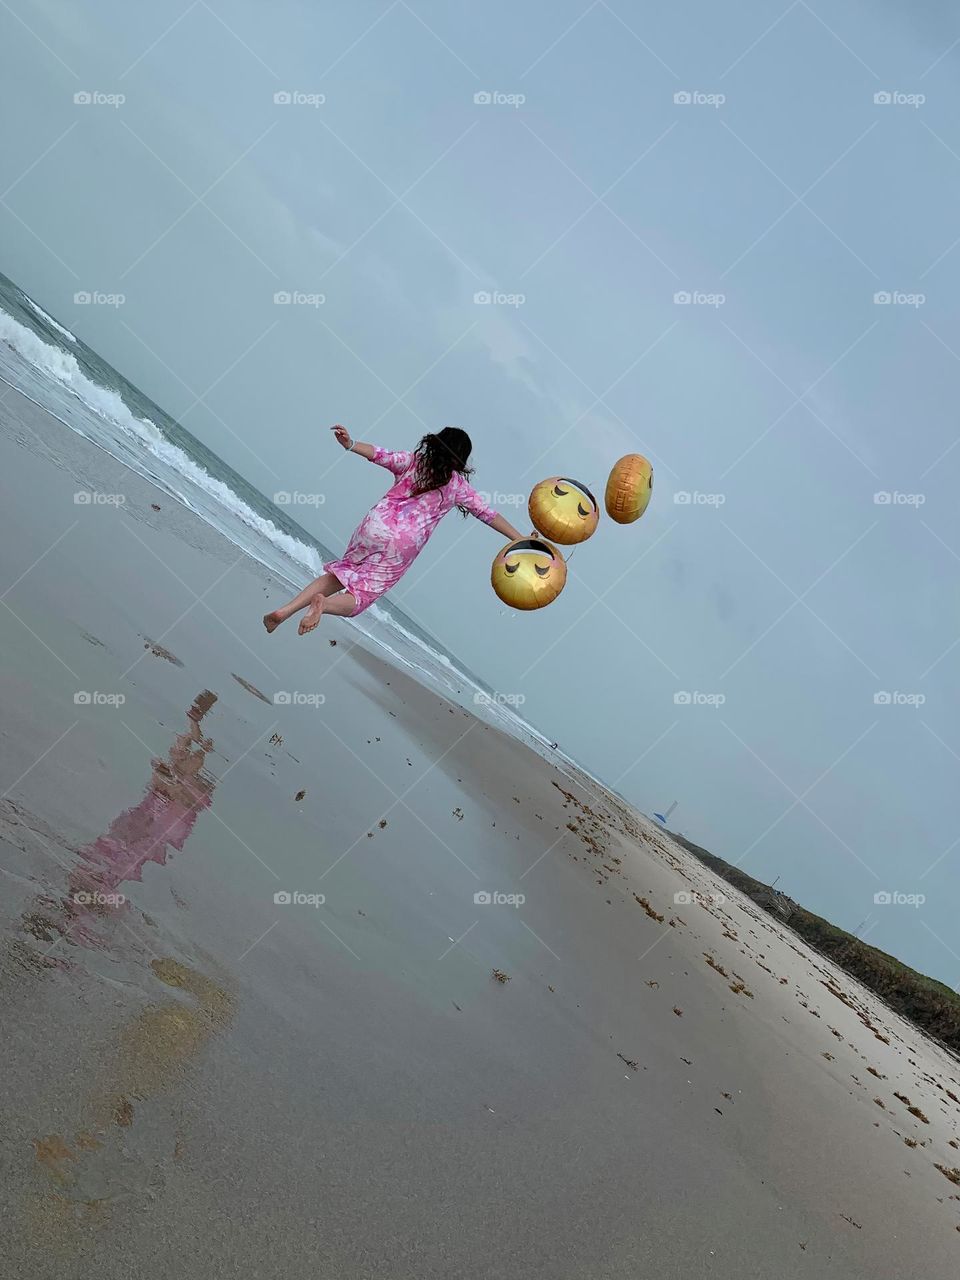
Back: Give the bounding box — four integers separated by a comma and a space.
505, 562, 519, 574
534, 564, 550, 577
553, 485, 567, 497
577, 503, 589, 517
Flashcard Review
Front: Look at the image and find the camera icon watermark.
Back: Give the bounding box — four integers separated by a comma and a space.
673, 290, 725, 307
473, 90, 525, 108
873, 491, 925, 506
475, 490, 527, 507
273, 491, 326, 506
673, 890, 725, 906
873, 890, 925, 907
273, 290, 325, 307
74, 691, 127, 707
72, 890, 126, 906
873, 690, 925, 707
674, 690, 726, 707
273, 691, 326, 707
274, 890, 326, 907
73, 90, 125, 108
873, 90, 924, 108
74, 490, 126, 505
673, 490, 725, 506
474, 691, 526, 707
473, 890, 525, 907
873, 290, 925, 308
273, 90, 325, 107
73, 291, 125, 308
674, 90, 725, 108
473, 290, 526, 307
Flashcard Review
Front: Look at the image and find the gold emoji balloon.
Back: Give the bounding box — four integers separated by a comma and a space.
605, 453, 653, 524
491, 538, 567, 611
528, 476, 599, 545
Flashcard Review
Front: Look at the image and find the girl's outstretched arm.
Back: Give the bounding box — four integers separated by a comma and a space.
331, 425, 375, 460
455, 475, 526, 541
489, 512, 526, 542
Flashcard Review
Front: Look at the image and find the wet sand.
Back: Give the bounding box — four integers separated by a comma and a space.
2, 385, 960, 1278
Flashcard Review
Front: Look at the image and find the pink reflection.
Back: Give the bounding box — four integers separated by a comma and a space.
20, 692, 218, 956
71, 690, 217, 900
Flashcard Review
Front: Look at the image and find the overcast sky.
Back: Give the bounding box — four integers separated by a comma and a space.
3, 0, 960, 982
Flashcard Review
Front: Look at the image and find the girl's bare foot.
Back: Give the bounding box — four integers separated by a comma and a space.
298, 596, 325, 635
263, 611, 284, 634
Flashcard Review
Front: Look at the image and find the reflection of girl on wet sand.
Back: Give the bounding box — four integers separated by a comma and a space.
71, 690, 218, 901
6, 693, 234, 1232
21, 692, 219, 955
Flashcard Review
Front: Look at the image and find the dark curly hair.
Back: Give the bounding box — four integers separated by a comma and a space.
411, 427, 474, 512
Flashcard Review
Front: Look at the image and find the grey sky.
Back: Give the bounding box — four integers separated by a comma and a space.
2, 1, 960, 981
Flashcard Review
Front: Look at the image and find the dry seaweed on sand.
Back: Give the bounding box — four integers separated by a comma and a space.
491, 969, 510, 984
143, 637, 184, 666
232, 672, 271, 703
634, 895, 664, 922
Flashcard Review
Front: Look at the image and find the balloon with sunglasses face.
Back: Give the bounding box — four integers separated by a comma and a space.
491, 537, 567, 610
528, 476, 599, 545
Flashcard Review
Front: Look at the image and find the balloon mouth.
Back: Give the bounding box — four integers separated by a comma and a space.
506, 538, 557, 558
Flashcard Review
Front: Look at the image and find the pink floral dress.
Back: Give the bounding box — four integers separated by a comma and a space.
324, 446, 498, 614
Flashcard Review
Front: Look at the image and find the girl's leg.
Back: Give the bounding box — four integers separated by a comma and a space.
298, 590, 357, 635
263, 573, 343, 632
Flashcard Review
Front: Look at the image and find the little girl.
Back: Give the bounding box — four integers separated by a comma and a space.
263, 425, 526, 634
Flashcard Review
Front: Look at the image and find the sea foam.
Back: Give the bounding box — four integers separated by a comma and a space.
0, 305, 321, 577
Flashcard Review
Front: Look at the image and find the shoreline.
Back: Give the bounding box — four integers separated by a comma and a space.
3, 384, 960, 1277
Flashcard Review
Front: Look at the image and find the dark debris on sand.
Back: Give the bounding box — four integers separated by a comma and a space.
143, 637, 184, 666
232, 673, 272, 704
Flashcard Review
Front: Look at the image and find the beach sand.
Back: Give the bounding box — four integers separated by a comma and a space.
2, 384, 960, 1278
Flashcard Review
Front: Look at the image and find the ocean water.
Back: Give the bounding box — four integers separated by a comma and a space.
0, 270, 559, 756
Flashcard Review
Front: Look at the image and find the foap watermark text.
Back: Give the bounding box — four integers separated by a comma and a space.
874, 691, 925, 707
74, 691, 126, 707
274, 491, 326, 506
674, 690, 725, 707
474, 691, 526, 707
274, 691, 326, 707
874, 890, 925, 907
474, 890, 525, 907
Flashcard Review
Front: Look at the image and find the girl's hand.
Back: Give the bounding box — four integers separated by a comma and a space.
332, 424, 353, 450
